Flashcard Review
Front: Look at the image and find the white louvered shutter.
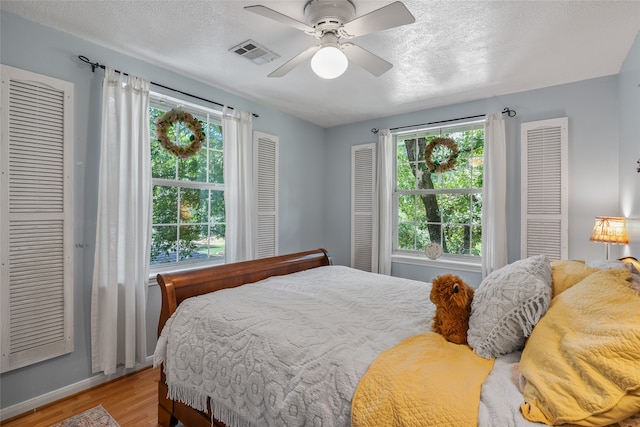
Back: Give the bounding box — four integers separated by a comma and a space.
254, 131, 278, 259
351, 143, 376, 271
521, 117, 568, 259
0, 65, 74, 373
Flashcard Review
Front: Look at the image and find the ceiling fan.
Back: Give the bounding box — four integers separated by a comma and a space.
245, 0, 415, 79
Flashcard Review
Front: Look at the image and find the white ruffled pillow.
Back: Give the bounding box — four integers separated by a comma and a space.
468, 255, 552, 359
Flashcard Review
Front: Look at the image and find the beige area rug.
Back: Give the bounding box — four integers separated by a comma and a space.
50, 405, 120, 427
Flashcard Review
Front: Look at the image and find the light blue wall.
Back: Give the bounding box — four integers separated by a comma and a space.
618, 31, 640, 256
0, 11, 326, 410
325, 76, 622, 286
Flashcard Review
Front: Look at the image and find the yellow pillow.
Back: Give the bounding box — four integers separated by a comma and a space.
519, 268, 640, 426
550, 259, 599, 298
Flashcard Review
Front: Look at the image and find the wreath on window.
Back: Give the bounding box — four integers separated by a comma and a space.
424, 137, 459, 173
155, 108, 205, 159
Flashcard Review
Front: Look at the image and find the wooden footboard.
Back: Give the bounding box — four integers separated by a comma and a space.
156, 249, 332, 427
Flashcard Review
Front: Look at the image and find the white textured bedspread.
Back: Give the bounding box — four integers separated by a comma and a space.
154, 265, 433, 427
479, 351, 544, 427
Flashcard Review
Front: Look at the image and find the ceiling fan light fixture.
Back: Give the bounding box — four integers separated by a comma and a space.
246, 0, 415, 78
311, 45, 348, 79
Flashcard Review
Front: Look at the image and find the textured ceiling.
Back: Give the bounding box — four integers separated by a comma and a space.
2, 1, 640, 128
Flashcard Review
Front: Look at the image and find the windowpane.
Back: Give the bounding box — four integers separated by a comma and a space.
210, 190, 225, 222
180, 188, 209, 224
208, 150, 224, 184
210, 224, 226, 259
439, 193, 471, 224
422, 193, 440, 222
150, 107, 164, 123
441, 167, 471, 189
151, 225, 177, 264
471, 193, 483, 224
415, 194, 427, 222
471, 225, 482, 256
153, 186, 178, 224
394, 122, 484, 258
178, 225, 207, 261
397, 222, 415, 250
150, 95, 225, 269
422, 223, 442, 245
397, 194, 415, 222
471, 163, 483, 188
443, 224, 470, 255
151, 138, 177, 179
416, 137, 427, 162
177, 152, 207, 182
397, 139, 411, 163
396, 162, 415, 190
415, 222, 430, 250
207, 122, 223, 150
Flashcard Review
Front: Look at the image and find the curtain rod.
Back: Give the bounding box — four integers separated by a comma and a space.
370, 107, 516, 134
78, 55, 259, 118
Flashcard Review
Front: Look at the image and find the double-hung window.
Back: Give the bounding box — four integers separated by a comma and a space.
149, 93, 225, 268
394, 121, 485, 260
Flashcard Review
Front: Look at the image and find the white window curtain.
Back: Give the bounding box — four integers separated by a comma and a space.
223, 107, 254, 263
91, 68, 151, 375
373, 129, 393, 275
482, 112, 508, 277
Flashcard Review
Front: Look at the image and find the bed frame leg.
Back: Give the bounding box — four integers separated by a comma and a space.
158, 404, 177, 427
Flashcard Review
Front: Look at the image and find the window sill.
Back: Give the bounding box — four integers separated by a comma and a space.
392, 253, 482, 273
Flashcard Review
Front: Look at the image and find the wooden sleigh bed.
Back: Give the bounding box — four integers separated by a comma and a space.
154, 249, 640, 427
156, 249, 332, 427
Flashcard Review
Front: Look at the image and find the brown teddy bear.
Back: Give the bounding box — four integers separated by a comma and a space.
430, 274, 475, 345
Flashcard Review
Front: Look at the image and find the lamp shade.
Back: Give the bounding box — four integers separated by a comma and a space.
589, 216, 629, 244
311, 46, 348, 79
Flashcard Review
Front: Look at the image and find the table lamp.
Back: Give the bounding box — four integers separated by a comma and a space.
589, 216, 629, 260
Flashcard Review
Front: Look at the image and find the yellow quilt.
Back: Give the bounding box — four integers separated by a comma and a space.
352, 333, 495, 427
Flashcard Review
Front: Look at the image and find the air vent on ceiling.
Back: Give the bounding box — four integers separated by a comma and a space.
230, 40, 279, 65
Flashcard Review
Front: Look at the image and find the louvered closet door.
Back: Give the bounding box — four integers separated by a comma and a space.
254, 131, 278, 259
1, 65, 74, 373
521, 117, 568, 259
351, 143, 376, 271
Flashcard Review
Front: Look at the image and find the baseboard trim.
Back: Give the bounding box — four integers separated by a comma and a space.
0, 356, 153, 422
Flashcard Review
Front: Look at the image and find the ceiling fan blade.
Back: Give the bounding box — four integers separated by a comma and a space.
342, 43, 393, 76
342, 1, 415, 38
245, 5, 314, 33
268, 45, 321, 77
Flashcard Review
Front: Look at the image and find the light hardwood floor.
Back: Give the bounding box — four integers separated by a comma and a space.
1, 366, 161, 427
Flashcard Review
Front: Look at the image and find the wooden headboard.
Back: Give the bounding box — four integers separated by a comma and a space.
156, 248, 332, 337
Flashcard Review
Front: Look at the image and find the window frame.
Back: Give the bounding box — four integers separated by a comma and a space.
391, 119, 485, 270
148, 92, 225, 276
